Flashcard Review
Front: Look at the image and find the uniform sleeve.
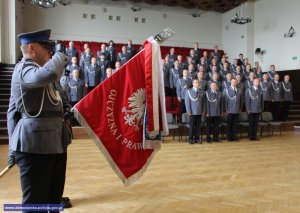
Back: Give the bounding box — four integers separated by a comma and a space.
185, 91, 191, 114
222, 90, 228, 112
245, 89, 250, 112
21, 52, 67, 88
205, 93, 209, 114
169, 71, 174, 89
7, 94, 16, 149
176, 79, 181, 98
84, 68, 89, 84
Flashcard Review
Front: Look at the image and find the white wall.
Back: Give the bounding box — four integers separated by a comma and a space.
222, 1, 254, 65
254, 0, 300, 71
23, 1, 223, 49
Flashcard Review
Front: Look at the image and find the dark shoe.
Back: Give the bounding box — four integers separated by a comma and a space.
189, 140, 194, 144
61, 197, 72, 208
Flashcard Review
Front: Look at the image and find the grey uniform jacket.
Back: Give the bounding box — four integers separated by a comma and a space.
79, 53, 92, 71
245, 87, 264, 113
205, 90, 223, 116
198, 79, 207, 91
267, 71, 276, 81
98, 60, 109, 82
185, 88, 205, 115
281, 81, 293, 101
68, 78, 84, 102
176, 77, 191, 100
223, 87, 243, 114
67, 64, 83, 80
7, 53, 71, 154
260, 80, 271, 101
270, 80, 282, 101
117, 52, 129, 65
84, 64, 101, 86
245, 79, 254, 90
65, 47, 78, 61
222, 80, 231, 91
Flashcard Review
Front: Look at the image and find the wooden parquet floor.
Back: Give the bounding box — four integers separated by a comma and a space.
1, 131, 300, 213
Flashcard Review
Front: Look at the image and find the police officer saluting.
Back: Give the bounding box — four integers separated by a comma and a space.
7, 29, 72, 210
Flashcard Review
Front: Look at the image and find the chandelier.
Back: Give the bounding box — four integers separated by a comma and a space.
231, 2, 251, 25
31, 0, 56, 8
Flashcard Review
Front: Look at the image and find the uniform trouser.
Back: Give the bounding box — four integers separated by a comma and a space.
263, 101, 272, 112
281, 101, 291, 121
180, 99, 186, 115
272, 101, 281, 121
164, 87, 172, 97
248, 113, 260, 139
14, 151, 67, 213
227, 113, 239, 140
206, 116, 220, 140
188, 115, 201, 141
171, 88, 177, 97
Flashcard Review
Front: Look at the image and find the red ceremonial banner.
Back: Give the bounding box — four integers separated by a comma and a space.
73, 39, 165, 186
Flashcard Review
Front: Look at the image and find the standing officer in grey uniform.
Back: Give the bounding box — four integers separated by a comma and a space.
185, 79, 205, 144
260, 73, 272, 111
245, 79, 264, 141
79, 47, 93, 73
268, 65, 277, 81
126, 39, 136, 59
205, 82, 223, 143
106, 40, 117, 68
169, 60, 180, 97
98, 53, 109, 82
177, 69, 192, 115
223, 78, 243, 141
85, 57, 101, 93
117, 46, 129, 66
7, 29, 72, 210
244, 71, 255, 90
270, 74, 282, 121
196, 71, 207, 91
65, 41, 78, 63
222, 72, 232, 91
67, 57, 83, 80
68, 69, 84, 126
281, 75, 293, 121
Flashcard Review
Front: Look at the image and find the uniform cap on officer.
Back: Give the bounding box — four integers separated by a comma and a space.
17, 29, 51, 45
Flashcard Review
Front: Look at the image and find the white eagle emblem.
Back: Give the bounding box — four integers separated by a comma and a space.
122, 88, 146, 131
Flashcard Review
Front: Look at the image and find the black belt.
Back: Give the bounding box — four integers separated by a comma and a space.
21, 111, 62, 119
